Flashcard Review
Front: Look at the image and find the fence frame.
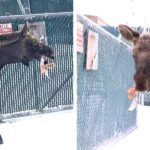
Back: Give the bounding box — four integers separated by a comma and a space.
0, 12, 73, 23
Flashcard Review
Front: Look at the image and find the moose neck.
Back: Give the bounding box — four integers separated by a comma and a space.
0, 40, 23, 65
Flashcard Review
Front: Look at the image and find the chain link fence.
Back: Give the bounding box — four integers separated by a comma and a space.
0, 0, 73, 16
0, 12, 73, 118
77, 14, 136, 150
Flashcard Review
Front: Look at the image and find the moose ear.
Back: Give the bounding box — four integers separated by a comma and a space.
119, 24, 139, 45
21, 22, 29, 36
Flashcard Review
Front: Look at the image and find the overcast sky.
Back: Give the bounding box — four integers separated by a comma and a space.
76, 0, 150, 27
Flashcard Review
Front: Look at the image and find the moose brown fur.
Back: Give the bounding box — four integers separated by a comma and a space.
119, 25, 150, 92
0, 22, 54, 70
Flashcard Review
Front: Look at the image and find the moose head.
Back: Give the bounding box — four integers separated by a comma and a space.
0, 22, 54, 70
119, 25, 150, 92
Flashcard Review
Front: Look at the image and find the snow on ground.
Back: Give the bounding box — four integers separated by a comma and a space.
1, 104, 150, 150
99, 104, 150, 150
0, 110, 76, 150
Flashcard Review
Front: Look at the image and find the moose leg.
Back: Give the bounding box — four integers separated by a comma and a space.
0, 134, 3, 144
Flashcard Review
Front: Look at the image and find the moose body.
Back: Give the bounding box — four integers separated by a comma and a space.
0, 22, 54, 70
119, 25, 150, 92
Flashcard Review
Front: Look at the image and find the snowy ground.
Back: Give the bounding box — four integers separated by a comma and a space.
98, 104, 150, 150
0, 110, 76, 150
1, 105, 150, 150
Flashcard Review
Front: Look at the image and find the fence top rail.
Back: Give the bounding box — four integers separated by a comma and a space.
77, 13, 131, 49
0, 12, 73, 22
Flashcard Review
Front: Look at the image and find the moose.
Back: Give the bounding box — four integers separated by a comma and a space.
119, 25, 150, 99
0, 22, 54, 70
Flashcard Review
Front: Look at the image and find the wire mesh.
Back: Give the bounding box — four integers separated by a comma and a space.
0, 0, 73, 16
77, 14, 136, 150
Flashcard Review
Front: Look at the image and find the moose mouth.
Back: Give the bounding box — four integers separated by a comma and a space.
40, 56, 56, 69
